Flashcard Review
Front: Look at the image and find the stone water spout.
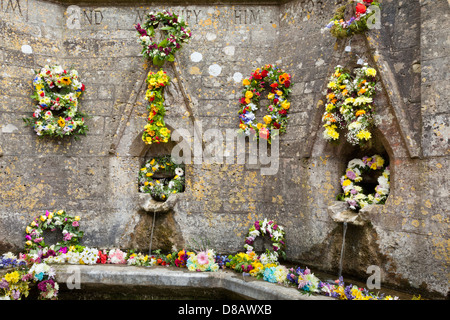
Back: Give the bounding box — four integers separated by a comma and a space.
327, 201, 369, 226
139, 193, 183, 254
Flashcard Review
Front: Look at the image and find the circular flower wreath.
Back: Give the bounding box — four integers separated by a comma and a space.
244, 219, 286, 260
322, 64, 379, 146
23, 65, 88, 138
324, 0, 381, 38
135, 10, 192, 66
238, 64, 292, 144
338, 154, 390, 211
142, 69, 171, 144
138, 155, 185, 202
24, 210, 84, 253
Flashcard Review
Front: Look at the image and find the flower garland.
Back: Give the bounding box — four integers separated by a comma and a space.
135, 10, 192, 66
238, 64, 292, 144
338, 154, 390, 210
244, 219, 286, 260
142, 69, 172, 144
24, 210, 84, 253
138, 155, 185, 201
322, 64, 379, 146
324, 0, 381, 38
23, 65, 88, 138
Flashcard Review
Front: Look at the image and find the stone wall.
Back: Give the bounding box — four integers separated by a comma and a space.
0, 0, 448, 297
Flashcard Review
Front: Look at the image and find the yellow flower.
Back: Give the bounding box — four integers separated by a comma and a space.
268, 93, 275, 100
57, 210, 64, 215
242, 79, 250, 86
376, 156, 385, 167
245, 91, 253, 99
342, 179, 352, 187
40, 215, 46, 222
26, 240, 32, 246
156, 121, 163, 127
276, 90, 283, 96
327, 81, 336, 89
160, 128, 170, 137
356, 130, 372, 141
57, 117, 65, 128
326, 104, 335, 112
263, 115, 272, 124
5, 271, 20, 284
26, 226, 32, 234
366, 68, 377, 77
256, 123, 264, 130
146, 172, 153, 177
60, 77, 72, 86
239, 123, 247, 130
75, 216, 80, 221
281, 100, 290, 110
31, 221, 36, 227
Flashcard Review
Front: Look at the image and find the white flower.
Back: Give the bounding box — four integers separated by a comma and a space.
175, 167, 184, 177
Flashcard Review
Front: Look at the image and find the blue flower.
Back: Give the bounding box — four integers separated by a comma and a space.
35, 272, 44, 281
263, 267, 277, 283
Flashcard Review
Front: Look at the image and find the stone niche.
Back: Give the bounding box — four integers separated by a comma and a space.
128, 132, 186, 253
328, 124, 391, 226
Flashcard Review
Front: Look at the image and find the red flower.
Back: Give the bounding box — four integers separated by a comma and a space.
279, 109, 287, 115
261, 69, 268, 78
253, 73, 262, 80
270, 83, 278, 88
364, 0, 374, 4
356, 3, 367, 15
273, 122, 281, 129
284, 80, 291, 88
240, 97, 246, 105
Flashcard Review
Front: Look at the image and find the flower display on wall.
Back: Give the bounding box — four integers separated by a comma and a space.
24, 210, 84, 253
338, 154, 390, 210
238, 64, 292, 144
135, 10, 192, 66
138, 155, 185, 201
244, 219, 286, 260
142, 69, 172, 145
322, 64, 379, 146
23, 65, 88, 138
324, 0, 381, 38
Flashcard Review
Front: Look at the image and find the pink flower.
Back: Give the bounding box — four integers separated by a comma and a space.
72, 221, 79, 227
196, 252, 209, 265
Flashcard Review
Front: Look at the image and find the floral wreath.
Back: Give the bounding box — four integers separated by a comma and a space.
142, 69, 171, 144
24, 210, 84, 253
135, 10, 192, 66
322, 64, 379, 146
338, 154, 390, 211
138, 155, 185, 201
238, 65, 292, 144
324, 0, 381, 38
244, 219, 286, 260
23, 65, 88, 138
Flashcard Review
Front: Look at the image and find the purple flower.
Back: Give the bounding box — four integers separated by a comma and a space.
346, 170, 356, 180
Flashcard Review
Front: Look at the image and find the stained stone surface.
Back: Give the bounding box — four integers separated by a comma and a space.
0, 0, 449, 298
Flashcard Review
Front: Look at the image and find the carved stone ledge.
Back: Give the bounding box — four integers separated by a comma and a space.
138, 192, 183, 213
327, 201, 368, 226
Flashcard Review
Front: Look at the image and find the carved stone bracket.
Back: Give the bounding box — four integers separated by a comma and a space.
138, 192, 183, 214
327, 201, 368, 226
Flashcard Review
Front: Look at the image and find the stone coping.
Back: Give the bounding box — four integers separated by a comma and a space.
51, 264, 334, 300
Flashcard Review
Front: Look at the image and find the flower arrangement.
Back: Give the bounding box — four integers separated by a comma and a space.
322, 64, 379, 146
320, 277, 398, 300
0, 268, 31, 300
287, 267, 321, 293
186, 249, 219, 272
263, 265, 289, 284
28, 262, 59, 300
244, 219, 286, 260
23, 65, 88, 138
24, 210, 84, 253
338, 154, 390, 210
238, 64, 292, 144
135, 10, 192, 66
142, 69, 172, 145
324, 0, 381, 38
138, 155, 185, 201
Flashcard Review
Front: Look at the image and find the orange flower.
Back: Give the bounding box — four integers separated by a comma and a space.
358, 88, 367, 95
355, 110, 366, 117
342, 89, 348, 96
279, 73, 290, 84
